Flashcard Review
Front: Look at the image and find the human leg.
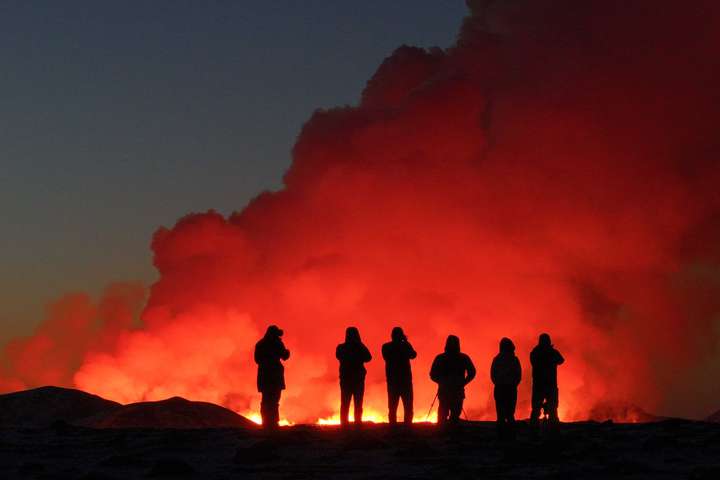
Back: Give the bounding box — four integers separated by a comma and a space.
547, 387, 560, 423
340, 387, 352, 426
507, 386, 517, 438
494, 386, 507, 436
354, 382, 365, 424
530, 385, 544, 425
401, 388, 414, 424
388, 390, 400, 425
449, 395, 463, 423
260, 389, 281, 429
494, 386, 505, 422
496, 385, 517, 439
437, 398, 449, 425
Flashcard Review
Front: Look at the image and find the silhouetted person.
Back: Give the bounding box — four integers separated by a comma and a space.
336, 327, 372, 426
530, 333, 564, 425
430, 335, 476, 425
491, 337, 521, 439
382, 327, 417, 425
254, 325, 290, 429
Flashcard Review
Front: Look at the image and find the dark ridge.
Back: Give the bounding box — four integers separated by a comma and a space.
705, 410, 720, 423
587, 401, 663, 423
0, 386, 121, 427
85, 395, 257, 429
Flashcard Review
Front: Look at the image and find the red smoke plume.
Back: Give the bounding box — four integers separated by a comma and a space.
0, 284, 145, 392
3, 1, 720, 422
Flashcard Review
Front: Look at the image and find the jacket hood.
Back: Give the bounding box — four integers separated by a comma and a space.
345, 326, 361, 343
444, 335, 460, 354
499, 337, 515, 354
265, 325, 283, 338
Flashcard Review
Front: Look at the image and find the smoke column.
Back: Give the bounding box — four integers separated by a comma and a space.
4, 1, 720, 422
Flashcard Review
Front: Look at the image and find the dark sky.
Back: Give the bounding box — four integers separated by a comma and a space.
0, 1, 467, 341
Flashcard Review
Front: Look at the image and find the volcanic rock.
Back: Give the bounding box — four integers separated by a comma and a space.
147, 458, 196, 478
86, 396, 256, 429
0, 386, 121, 427
0, 422, 718, 478
705, 410, 720, 423
235, 440, 280, 464
587, 401, 662, 423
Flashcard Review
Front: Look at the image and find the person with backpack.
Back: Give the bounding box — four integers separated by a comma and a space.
382, 327, 417, 425
336, 327, 372, 426
491, 337, 522, 439
254, 325, 290, 429
430, 335, 476, 425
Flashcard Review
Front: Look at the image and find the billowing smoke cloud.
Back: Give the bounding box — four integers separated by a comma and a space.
4, 0, 720, 421
0, 283, 145, 392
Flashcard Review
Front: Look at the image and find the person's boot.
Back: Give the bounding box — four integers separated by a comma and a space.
388, 410, 397, 428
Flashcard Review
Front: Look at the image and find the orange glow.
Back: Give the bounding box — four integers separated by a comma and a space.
244, 412, 293, 427
316, 408, 437, 425
2, 1, 719, 425
246, 413, 262, 425
557, 405, 568, 423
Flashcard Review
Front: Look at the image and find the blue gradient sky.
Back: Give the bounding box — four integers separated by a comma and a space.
0, 1, 468, 341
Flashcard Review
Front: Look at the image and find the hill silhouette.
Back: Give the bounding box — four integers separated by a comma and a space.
85, 396, 257, 429
0, 386, 255, 429
587, 401, 662, 423
0, 386, 121, 427
705, 410, 720, 423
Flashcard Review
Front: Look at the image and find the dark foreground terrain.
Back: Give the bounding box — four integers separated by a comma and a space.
1, 420, 719, 479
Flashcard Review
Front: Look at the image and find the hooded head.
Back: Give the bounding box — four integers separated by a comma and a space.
391, 326, 406, 342
345, 326, 361, 343
266, 325, 283, 338
539, 333, 552, 347
499, 337, 515, 354
444, 335, 461, 354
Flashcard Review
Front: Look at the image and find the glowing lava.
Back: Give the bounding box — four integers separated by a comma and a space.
316, 408, 437, 426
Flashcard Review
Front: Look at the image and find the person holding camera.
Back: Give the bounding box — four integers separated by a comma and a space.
430, 335, 476, 426
491, 337, 522, 439
336, 326, 372, 426
530, 333, 565, 425
382, 327, 417, 425
254, 325, 290, 429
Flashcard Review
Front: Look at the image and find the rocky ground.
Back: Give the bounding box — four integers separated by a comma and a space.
1, 420, 719, 479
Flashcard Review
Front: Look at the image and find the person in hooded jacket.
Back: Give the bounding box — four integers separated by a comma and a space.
491, 337, 522, 439
382, 326, 417, 425
430, 335, 476, 425
530, 333, 565, 425
254, 325, 290, 429
336, 327, 372, 426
